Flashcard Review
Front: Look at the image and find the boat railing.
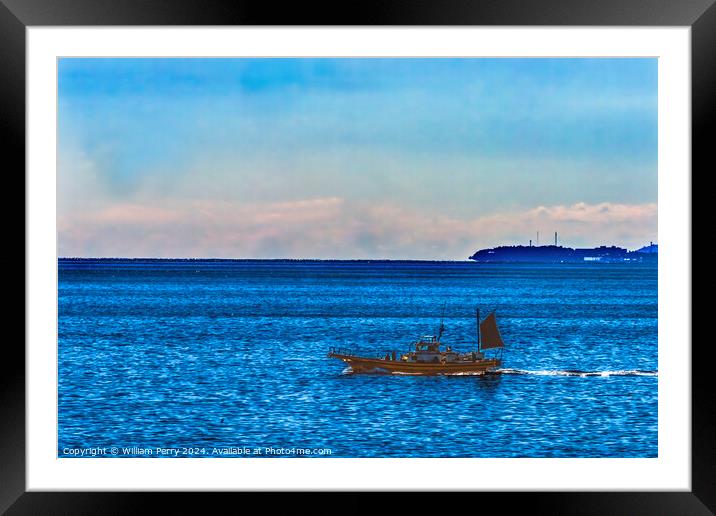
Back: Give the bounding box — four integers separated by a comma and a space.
328, 346, 356, 356
328, 346, 393, 359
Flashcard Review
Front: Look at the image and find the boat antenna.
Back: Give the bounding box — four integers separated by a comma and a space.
437, 302, 446, 342
476, 306, 481, 352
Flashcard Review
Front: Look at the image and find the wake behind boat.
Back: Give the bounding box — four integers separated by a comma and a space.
328, 307, 505, 375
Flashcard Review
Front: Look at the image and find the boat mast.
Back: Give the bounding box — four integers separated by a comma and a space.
476, 306, 481, 352
437, 302, 446, 342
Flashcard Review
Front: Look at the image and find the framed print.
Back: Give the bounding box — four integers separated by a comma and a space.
4, 0, 708, 513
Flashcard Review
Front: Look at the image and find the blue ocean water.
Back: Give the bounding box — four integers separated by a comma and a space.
58, 259, 657, 458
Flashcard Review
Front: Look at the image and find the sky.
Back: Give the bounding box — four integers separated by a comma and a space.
58, 58, 657, 259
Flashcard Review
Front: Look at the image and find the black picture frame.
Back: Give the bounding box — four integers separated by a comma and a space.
3, 0, 707, 513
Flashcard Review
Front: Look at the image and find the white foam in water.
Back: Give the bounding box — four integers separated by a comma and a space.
496, 368, 657, 377
341, 367, 657, 377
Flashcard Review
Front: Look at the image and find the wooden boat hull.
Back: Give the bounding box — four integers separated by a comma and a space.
328, 352, 501, 375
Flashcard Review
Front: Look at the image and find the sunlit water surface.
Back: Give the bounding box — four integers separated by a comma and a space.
58, 260, 657, 458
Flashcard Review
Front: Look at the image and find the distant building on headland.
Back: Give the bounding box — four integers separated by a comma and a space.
469, 241, 658, 263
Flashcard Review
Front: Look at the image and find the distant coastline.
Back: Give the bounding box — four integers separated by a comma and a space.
469, 243, 657, 263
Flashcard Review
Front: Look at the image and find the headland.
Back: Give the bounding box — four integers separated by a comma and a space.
469, 243, 657, 263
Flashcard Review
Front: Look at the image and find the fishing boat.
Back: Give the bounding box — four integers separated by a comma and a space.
328, 307, 505, 375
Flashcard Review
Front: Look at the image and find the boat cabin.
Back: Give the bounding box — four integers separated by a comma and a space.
416, 335, 440, 352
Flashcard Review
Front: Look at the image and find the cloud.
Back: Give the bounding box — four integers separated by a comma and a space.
58, 198, 657, 259
472, 202, 657, 250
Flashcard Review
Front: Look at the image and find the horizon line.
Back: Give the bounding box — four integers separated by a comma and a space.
57, 257, 475, 262
57, 241, 658, 262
